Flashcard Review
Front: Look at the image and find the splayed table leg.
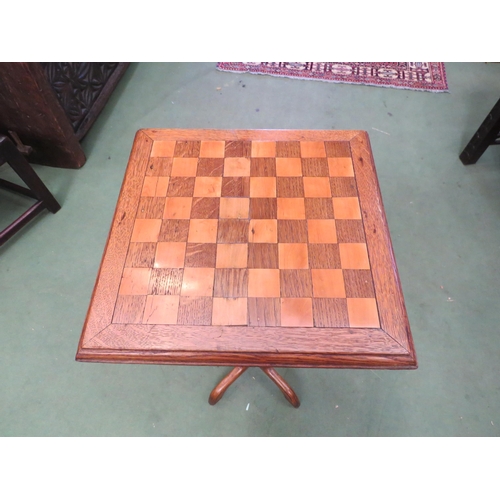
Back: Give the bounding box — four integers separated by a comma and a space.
209, 366, 300, 408
209, 367, 248, 405
261, 367, 300, 408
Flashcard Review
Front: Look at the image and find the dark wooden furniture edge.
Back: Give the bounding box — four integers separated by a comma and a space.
75, 129, 416, 369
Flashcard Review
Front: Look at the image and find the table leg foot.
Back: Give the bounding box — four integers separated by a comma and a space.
261, 367, 300, 408
209, 367, 248, 405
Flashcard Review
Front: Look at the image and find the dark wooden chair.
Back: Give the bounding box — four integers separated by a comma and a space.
0, 134, 61, 246
460, 98, 500, 165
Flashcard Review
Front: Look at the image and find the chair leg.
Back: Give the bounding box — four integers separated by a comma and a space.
0, 135, 60, 213
0, 135, 61, 246
0, 202, 46, 246
460, 98, 500, 165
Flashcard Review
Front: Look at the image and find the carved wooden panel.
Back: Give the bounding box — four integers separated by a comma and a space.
41, 63, 130, 140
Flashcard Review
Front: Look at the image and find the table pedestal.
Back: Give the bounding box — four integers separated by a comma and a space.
209, 367, 300, 408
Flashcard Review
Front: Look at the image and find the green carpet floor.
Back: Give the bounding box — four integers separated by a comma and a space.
1, 62, 500, 437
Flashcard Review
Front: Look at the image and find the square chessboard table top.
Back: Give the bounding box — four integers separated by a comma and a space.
76, 129, 416, 369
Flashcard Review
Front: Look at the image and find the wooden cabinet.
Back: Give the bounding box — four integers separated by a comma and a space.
0, 63, 129, 169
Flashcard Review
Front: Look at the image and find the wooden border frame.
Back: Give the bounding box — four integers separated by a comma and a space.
76, 129, 417, 369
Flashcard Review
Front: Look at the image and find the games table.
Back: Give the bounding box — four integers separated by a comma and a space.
76, 129, 417, 407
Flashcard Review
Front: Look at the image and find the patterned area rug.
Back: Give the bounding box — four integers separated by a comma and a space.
217, 62, 448, 92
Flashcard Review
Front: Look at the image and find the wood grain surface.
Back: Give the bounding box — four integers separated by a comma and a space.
76, 129, 417, 369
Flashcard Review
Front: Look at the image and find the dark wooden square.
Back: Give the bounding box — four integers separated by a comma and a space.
177, 297, 213, 325
248, 243, 279, 268
249, 198, 277, 219
250, 158, 276, 176
221, 177, 250, 197
225, 140, 251, 157
125, 242, 156, 268
335, 219, 366, 243
158, 219, 190, 242
308, 244, 341, 269
148, 268, 184, 295
330, 177, 358, 197
146, 157, 172, 176
301, 158, 329, 176
174, 140, 201, 157
248, 298, 281, 326
214, 269, 248, 298
137, 197, 165, 219
324, 141, 351, 157
276, 177, 305, 197
312, 298, 349, 327
280, 270, 313, 298
184, 243, 217, 267
277, 220, 308, 243
197, 158, 224, 177
112, 295, 147, 324
343, 269, 375, 298
190, 197, 220, 219
275, 141, 301, 157
217, 219, 249, 243
304, 198, 335, 219
166, 177, 196, 197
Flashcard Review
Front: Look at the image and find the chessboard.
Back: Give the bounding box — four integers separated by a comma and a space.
76, 129, 416, 369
